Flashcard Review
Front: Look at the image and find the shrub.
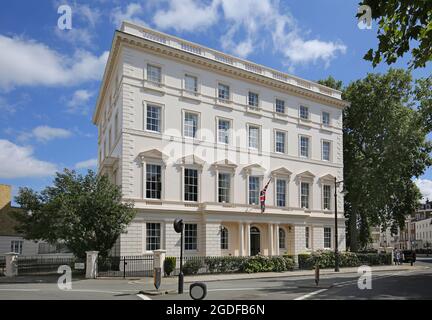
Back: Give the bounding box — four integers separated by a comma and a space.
204, 256, 245, 273
164, 257, 176, 276
239, 255, 295, 273
183, 259, 204, 275
298, 251, 392, 269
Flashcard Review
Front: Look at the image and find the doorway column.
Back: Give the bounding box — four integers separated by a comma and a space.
274, 224, 280, 256
245, 223, 251, 256
239, 223, 244, 256
268, 224, 274, 256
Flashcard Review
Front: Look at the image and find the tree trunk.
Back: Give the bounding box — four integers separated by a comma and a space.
349, 210, 359, 252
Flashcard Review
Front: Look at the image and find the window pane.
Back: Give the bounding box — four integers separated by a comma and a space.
323, 185, 331, 210
322, 141, 331, 161
249, 176, 260, 205
185, 224, 198, 250
301, 182, 309, 209
147, 64, 161, 83
146, 223, 161, 251
324, 227, 332, 248
276, 179, 286, 207
300, 136, 309, 157
322, 112, 330, 126
218, 119, 230, 144
184, 112, 198, 138
184, 168, 198, 202
300, 106, 309, 119
248, 126, 259, 149
220, 226, 228, 250
146, 105, 161, 132
218, 83, 230, 100
248, 92, 259, 107
279, 228, 286, 249
218, 173, 231, 203
276, 99, 285, 113
146, 164, 161, 199
275, 131, 285, 153
185, 75, 197, 92
305, 227, 310, 248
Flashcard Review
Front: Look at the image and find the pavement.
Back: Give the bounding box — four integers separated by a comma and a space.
0, 258, 430, 300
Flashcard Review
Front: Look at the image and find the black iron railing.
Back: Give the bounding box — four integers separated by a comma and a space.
17, 255, 81, 275
97, 255, 154, 278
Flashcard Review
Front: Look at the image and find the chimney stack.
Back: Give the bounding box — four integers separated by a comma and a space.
0, 184, 12, 211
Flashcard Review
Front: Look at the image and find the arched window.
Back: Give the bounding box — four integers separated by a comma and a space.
220, 226, 228, 250
279, 228, 286, 249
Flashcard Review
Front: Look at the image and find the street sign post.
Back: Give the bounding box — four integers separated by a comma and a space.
154, 267, 161, 290
173, 218, 184, 294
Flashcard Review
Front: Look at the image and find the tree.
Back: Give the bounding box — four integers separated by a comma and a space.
317, 76, 343, 91
14, 169, 135, 258
359, 0, 432, 68
342, 69, 432, 250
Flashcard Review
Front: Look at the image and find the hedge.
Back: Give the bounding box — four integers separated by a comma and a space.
298, 250, 392, 269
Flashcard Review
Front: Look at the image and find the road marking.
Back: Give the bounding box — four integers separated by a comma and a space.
137, 293, 152, 300
294, 288, 328, 300
0, 289, 41, 292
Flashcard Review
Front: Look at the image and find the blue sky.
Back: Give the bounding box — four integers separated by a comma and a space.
0, 0, 431, 202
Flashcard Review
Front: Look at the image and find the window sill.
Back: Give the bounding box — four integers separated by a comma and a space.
144, 80, 165, 94
245, 106, 262, 115
298, 118, 312, 127
181, 90, 201, 102
273, 112, 288, 122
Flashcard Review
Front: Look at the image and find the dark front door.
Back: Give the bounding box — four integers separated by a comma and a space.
250, 227, 260, 256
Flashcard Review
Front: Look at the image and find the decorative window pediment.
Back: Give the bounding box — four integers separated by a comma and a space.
296, 170, 315, 180
271, 167, 292, 178
212, 159, 238, 170
243, 163, 266, 176
319, 174, 336, 183
138, 149, 168, 162
177, 154, 205, 167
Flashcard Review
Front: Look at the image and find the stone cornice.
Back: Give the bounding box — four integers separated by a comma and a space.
93, 26, 349, 124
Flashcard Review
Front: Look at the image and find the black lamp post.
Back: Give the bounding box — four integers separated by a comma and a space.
173, 218, 184, 294
334, 177, 344, 272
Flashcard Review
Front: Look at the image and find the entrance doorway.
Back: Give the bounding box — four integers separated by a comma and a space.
250, 226, 261, 256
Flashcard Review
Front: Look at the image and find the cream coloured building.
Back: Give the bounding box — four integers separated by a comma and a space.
92, 21, 348, 259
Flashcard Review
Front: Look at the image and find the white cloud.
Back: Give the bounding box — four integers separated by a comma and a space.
414, 179, 432, 203
18, 126, 72, 143
0, 35, 109, 90
111, 3, 147, 28
54, 27, 93, 47
67, 89, 94, 114
148, 0, 346, 68
75, 158, 98, 169
153, 0, 219, 32
0, 139, 57, 178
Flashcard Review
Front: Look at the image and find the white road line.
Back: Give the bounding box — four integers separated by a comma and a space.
208, 286, 297, 292
137, 293, 152, 300
294, 288, 328, 300
0, 289, 41, 292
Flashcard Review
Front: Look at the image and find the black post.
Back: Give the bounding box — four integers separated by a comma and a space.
178, 228, 184, 294
123, 257, 126, 279
334, 177, 340, 272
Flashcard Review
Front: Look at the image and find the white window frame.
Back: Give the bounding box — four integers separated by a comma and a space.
182, 109, 200, 139
216, 116, 232, 145
184, 73, 199, 94
279, 227, 286, 249
322, 184, 332, 211
321, 140, 332, 162
144, 101, 164, 134
322, 111, 331, 126
145, 222, 161, 252
275, 98, 286, 114
184, 223, 198, 251
247, 123, 261, 151
274, 130, 287, 154
299, 135, 311, 158
217, 82, 231, 102
217, 171, 232, 203
275, 178, 287, 208
248, 91, 259, 108
182, 167, 201, 202
247, 175, 261, 205
299, 105, 310, 120
146, 62, 163, 85
220, 226, 229, 250
324, 227, 332, 249
305, 226, 311, 249
10, 240, 23, 254
145, 163, 163, 200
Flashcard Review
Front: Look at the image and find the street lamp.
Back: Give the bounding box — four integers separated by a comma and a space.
173, 218, 184, 294
334, 177, 345, 272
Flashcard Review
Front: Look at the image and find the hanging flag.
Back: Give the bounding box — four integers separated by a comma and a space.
260, 178, 272, 213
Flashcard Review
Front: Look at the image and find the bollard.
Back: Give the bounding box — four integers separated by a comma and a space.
315, 264, 320, 286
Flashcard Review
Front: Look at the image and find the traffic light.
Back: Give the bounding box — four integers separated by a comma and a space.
173, 218, 184, 233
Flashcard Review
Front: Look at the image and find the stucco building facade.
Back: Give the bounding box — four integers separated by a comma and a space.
93, 22, 348, 258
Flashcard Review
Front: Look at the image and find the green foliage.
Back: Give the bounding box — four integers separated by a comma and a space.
298, 250, 392, 269
204, 256, 245, 273
317, 76, 343, 91
359, 0, 432, 68
183, 259, 204, 275
342, 69, 432, 250
240, 255, 295, 273
14, 169, 136, 259
164, 257, 176, 276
